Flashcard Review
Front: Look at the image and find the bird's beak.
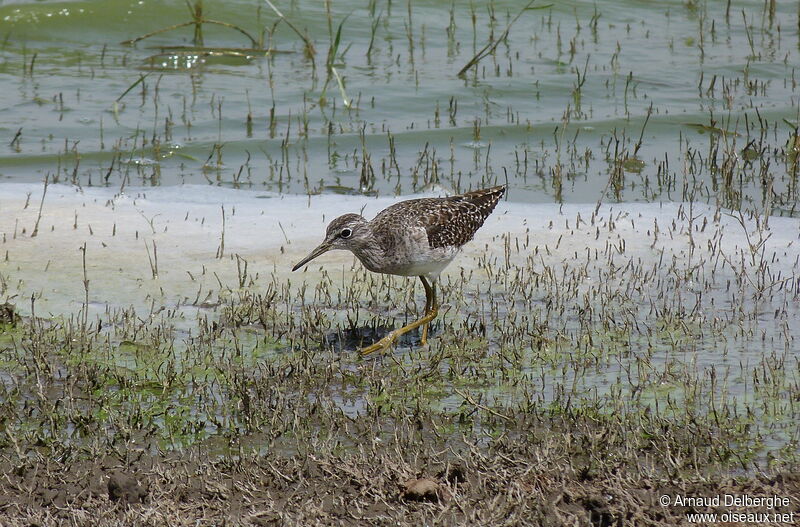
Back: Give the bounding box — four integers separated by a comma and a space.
291, 241, 333, 271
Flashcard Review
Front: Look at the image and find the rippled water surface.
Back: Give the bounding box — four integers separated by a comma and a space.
1, 0, 797, 205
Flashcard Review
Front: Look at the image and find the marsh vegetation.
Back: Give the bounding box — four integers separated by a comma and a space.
0, 0, 798, 524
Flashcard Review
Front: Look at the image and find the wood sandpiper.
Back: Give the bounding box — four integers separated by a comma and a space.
292, 185, 506, 355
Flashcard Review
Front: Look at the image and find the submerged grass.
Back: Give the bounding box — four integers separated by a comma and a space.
3, 198, 799, 463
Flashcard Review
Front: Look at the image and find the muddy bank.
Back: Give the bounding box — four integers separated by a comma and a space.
1, 443, 797, 526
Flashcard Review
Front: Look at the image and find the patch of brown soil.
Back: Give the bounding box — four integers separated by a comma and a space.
0, 450, 796, 526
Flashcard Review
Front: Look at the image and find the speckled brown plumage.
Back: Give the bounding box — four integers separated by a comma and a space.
370, 185, 506, 251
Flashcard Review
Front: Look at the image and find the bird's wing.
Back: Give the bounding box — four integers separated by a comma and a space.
424, 186, 505, 248
373, 186, 505, 250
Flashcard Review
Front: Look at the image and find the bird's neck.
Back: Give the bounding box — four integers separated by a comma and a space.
349, 229, 386, 273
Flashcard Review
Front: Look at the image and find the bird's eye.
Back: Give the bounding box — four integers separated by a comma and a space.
340, 228, 352, 239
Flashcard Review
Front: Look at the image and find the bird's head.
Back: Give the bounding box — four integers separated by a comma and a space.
291, 213, 370, 271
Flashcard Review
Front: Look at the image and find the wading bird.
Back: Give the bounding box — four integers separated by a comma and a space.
292, 185, 505, 355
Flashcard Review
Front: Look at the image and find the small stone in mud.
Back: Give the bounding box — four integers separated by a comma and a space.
107, 471, 147, 504
401, 478, 440, 503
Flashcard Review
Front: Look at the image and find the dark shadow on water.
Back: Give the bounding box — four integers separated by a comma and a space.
324, 324, 440, 353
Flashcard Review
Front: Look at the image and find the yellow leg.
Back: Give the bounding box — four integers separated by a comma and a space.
360, 276, 438, 356
420, 277, 436, 345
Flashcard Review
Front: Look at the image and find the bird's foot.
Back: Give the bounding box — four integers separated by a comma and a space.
360, 309, 437, 356
359, 331, 399, 356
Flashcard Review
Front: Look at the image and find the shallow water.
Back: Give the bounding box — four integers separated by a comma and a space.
1, 183, 797, 445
